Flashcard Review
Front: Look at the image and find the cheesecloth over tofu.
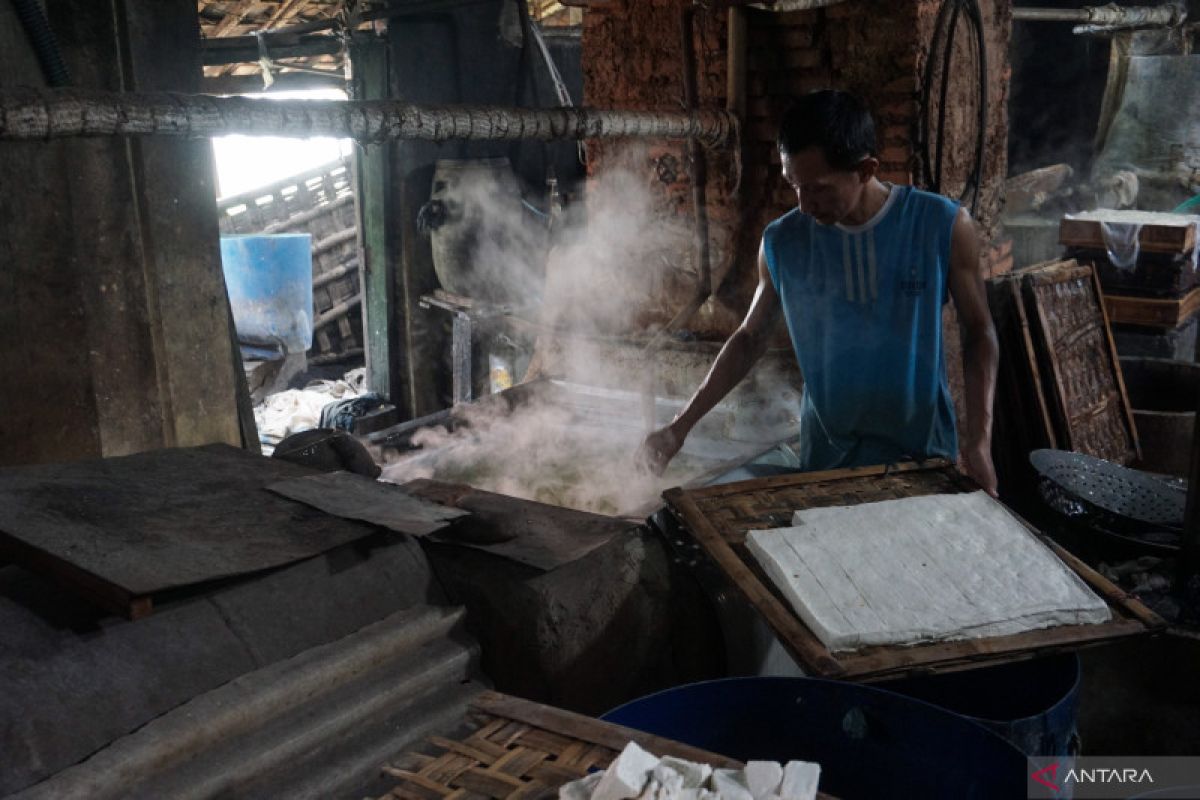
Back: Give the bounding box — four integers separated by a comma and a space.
745, 490, 1111, 652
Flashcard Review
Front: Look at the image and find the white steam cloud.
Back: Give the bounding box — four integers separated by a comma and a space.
383, 149, 799, 516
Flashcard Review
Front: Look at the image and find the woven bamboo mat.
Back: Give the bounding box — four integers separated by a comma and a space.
377, 692, 787, 800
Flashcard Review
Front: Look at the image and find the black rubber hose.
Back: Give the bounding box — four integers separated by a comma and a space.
966, 0, 988, 217
13, 0, 71, 87
919, 0, 956, 190
934, 0, 962, 194
919, 0, 988, 217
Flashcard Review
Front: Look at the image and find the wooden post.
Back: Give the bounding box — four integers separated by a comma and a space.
1093, 31, 1132, 154
351, 34, 396, 401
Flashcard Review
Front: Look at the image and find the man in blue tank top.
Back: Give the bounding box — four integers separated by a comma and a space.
641, 90, 999, 495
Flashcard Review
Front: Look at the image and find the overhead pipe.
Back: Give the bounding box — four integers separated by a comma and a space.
1013, 4, 1186, 28
0, 89, 737, 147
750, 0, 850, 8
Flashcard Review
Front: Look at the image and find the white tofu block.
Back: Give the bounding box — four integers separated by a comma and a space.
592, 742, 660, 800
710, 768, 753, 800
745, 491, 1111, 651
779, 761, 820, 800
658, 757, 712, 790
636, 777, 662, 800
559, 771, 603, 800
652, 762, 685, 800
743, 761, 783, 800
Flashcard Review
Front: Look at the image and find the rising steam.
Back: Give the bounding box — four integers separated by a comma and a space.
382, 149, 800, 516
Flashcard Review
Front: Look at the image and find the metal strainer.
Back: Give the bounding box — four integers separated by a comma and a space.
1030, 449, 1186, 531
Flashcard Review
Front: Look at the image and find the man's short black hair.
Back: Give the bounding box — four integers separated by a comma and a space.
777, 90, 878, 171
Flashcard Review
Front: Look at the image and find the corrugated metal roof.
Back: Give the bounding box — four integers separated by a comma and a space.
12, 604, 486, 800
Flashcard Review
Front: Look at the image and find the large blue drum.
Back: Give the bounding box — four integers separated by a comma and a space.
881, 654, 1082, 758
220, 234, 313, 353
602, 676, 1029, 800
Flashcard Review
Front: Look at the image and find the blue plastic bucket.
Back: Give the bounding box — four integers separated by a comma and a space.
880, 654, 1082, 758
602, 677, 1028, 799
219, 234, 313, 352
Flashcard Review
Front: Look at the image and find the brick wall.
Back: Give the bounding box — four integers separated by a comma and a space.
582, 0, 1012, 338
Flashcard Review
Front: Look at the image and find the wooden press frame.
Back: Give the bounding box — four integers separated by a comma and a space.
664, 461, 1164, 682
1023, 261, 1141, 465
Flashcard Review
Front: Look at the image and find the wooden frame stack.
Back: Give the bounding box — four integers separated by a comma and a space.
1062, 211, 1200, 358
987, 260, 1140, 496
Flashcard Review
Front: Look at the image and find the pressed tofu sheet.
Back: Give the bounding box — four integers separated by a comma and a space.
744, 491, 1111, 652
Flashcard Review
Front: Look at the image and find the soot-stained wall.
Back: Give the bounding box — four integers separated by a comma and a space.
0, 0, 243, 466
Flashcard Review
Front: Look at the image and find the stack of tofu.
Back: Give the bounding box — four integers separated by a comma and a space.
559, 742, 820, 800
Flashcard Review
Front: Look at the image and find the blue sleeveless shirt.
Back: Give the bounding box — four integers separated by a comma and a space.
762, 185, 959, 471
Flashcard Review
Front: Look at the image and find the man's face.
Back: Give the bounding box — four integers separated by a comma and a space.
780, 147, 868, 226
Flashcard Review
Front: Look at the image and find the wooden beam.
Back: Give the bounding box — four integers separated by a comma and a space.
202, 70, 345, 95
264, 0, 309, 30
201, 35, 342, 66
351, 35, 395, 401
211, 0, 259, 37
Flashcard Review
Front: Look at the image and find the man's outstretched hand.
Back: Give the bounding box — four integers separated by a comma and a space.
960, 439, 999, 498
637, 424, 685, 476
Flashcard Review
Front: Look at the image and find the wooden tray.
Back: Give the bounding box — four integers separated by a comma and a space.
663, 462, 1164, 682
1073, 248, 1200, 299
1060, 213, 1198, 255
377, 691, 839, 800
1104, 287, 1200, 328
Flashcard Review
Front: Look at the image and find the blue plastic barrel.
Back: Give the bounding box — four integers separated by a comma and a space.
880, 654, 1081, 758
602, 677, 1028, 799
219, 234, 313, 352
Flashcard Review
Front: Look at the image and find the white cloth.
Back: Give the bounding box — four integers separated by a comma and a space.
745, 491, 1111, 652
253, 375, 363, 448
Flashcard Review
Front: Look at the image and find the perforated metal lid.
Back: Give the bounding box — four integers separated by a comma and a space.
1030, 449, 1186, 530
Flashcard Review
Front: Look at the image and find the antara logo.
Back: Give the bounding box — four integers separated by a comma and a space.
1031, 762, 1156, 789
1066, 768, 1154, 784
1031, 763, 1059, 790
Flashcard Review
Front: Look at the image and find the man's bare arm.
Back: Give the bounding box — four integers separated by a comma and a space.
639, 241, 783, 473
947, 207, 1000, 496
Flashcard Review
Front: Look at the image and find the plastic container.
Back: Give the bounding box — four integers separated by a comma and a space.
602, 676, 1028, 800
219, 234, 313, 353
